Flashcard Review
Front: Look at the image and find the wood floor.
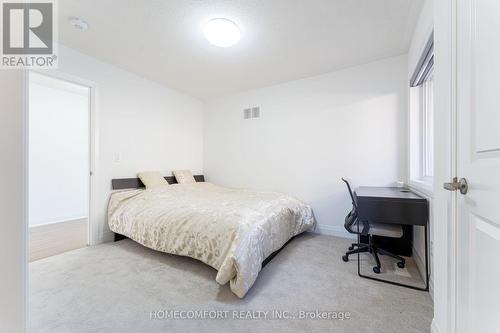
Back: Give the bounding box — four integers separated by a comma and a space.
29, 218, 88, 262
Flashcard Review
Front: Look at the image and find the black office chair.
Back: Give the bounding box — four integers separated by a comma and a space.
341, 178, 405, 274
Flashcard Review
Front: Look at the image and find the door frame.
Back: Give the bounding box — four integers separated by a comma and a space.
27, 70, 98, 246
433, 0, 458, 332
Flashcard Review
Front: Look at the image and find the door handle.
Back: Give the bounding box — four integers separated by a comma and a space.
443, 177, 468, 194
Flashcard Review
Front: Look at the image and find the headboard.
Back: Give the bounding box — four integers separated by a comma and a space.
111, 175, 205, 190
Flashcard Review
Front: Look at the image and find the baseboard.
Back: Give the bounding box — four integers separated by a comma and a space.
100, 226, 354, 244
101, 225, 354, 242
413, 245, 425, 278
428, 275, 434, 301
30, 216, 88, 228
413, 244, 434, 299
431, 319, 440, 333
311, 224, 356, 239
29, 218, 88, 261
98, 230, 115, 244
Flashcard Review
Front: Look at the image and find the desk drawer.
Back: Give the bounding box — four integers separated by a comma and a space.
357, 199, 428, 226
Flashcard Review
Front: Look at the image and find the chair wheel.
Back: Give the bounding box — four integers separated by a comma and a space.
348, 246, 354, 251
397, 261, 405, 269
342, 255, 349, 262
373, 266, 381, 274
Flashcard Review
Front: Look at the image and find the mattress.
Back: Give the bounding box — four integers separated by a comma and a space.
107, 182, 316, 297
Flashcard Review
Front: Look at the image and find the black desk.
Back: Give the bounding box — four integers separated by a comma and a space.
354, 186, 429, 291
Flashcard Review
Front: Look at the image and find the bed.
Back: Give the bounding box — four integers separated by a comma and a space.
108, 176, 316, 298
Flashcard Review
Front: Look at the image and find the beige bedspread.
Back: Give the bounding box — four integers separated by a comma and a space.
107, 182, 315, 298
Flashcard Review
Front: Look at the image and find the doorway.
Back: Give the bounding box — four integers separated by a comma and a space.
28, 71, 93, 261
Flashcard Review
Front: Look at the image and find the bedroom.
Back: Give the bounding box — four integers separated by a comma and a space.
1, 0, 499, 332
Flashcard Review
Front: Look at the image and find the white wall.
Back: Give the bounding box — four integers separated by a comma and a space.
204, 55, 408, 236
406, 0, 435, 297
29, 73, 90, 226
408, 0, 434, 79
41, 45, 204, 243
0, 71, 26, 332
434, 0, 454, 332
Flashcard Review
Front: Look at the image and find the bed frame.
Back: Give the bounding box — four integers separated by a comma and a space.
114, 233, 296, 268
111, 175, 205, 190
110, 174, 296, 268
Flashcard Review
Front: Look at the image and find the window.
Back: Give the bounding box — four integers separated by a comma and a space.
421, 71, 434, 179
409, 34, 434, 192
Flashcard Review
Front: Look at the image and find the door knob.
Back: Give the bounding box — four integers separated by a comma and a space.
443, 177, 468, 194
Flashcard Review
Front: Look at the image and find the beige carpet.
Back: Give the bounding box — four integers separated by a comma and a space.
29, 233, 433, 333
358, 251, 427, 290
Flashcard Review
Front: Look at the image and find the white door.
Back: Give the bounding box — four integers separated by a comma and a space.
455, 0, 500, 332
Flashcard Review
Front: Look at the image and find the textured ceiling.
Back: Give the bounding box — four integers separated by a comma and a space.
59, 0, 423, 99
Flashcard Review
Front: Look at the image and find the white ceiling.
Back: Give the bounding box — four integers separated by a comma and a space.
59, 0, 423, 99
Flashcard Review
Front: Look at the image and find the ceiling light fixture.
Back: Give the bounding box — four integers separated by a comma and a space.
204, 18, 240, 47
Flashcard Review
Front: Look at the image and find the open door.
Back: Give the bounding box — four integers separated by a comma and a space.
452, 0, 500, 331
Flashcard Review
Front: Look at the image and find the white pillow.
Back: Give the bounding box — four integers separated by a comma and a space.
172, 170, 196, 184
137, 171, 169, 189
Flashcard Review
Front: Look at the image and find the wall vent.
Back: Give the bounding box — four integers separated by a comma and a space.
243, 106, 260, 119
251, 107, 260, 118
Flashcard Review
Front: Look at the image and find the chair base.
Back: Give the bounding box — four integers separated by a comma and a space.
342, 237, 405, 273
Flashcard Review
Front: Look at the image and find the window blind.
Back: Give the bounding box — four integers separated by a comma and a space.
410, 32, 434, 87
